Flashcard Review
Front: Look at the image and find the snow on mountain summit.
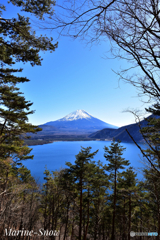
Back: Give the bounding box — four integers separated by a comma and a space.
43, 109, 118, 130
59, 110, 92, 121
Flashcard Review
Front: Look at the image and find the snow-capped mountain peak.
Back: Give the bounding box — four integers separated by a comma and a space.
59, 110, 92, 121
43, 109, 118, 130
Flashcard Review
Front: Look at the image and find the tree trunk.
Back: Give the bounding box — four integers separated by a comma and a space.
84, 189, 90, 240
79, 175, 82, 240
52, 195, 55, 231
111, 169, 117, 240
128, 194, 131, 240
71, 202, 75, 240
63, 199, 70, 240
123, 198, 126, 240
157, 202, 160, 240
154, 183, 159, 240
19, 193, 25, 240
94, 202, 100, 240
102, 221, 105, 240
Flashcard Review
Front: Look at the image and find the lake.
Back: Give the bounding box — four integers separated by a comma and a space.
22, 141, 146, 183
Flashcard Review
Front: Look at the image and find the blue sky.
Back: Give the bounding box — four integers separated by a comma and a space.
2, 1, 149, 127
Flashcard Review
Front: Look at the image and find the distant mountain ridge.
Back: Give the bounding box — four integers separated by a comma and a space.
89, 115, 159, 142
43, 110, 118, 132
26, 112, 159, 145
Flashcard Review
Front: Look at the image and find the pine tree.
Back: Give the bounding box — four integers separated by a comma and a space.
88, 161, 108, 240
142, 167, 160, 238
65, 146, 98, 240
117, 167, 138, 240
0, 2, 57, 236
140, 104, 160, 173
104, 141, 130, 240
0, 1, 57, 164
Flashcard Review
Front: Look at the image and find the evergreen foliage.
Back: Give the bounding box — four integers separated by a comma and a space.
0, 1, 57, 163
140, 105, 160, 173
37, 144, 160, 239
65, 147, 99, 240
1, 142, 160, 239
0, 1, 57, 238
104, 141, 130, 240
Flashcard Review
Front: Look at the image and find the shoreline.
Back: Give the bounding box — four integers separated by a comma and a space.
24, 138, 144, 146
24, 138, 112, 146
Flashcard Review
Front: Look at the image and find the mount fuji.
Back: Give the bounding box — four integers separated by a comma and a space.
26, 110, 118, 144
42, 110, 117, 132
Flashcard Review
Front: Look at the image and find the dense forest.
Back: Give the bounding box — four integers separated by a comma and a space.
1, 141, 160, 239
1, 0, 160, 239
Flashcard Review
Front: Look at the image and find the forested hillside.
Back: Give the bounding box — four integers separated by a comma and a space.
1, 143, 160, 239
89, 115, 159, 143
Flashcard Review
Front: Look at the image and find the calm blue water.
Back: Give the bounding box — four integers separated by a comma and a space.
22, 141, 146, 183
